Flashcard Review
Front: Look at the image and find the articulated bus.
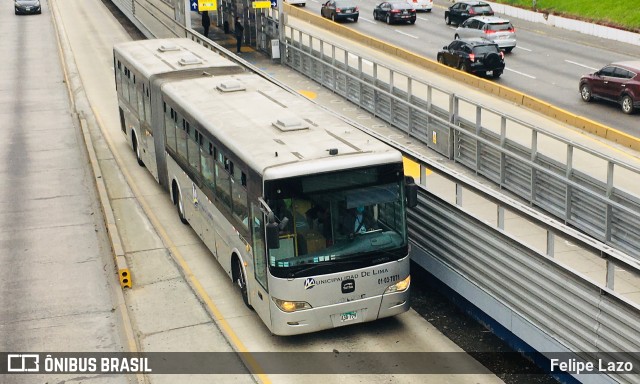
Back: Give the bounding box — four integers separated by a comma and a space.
113, 38, 417, 335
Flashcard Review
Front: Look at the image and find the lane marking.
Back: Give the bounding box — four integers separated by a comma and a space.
515, 45, 532, 52
394, 29, 418, 39
505, 67, 536, 79
360, 17, 376, 24
417, 16, 429, 21
565, 60, 598, 71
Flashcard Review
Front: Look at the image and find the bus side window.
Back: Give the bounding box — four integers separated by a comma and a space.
129, 72, 137, 110
215, 151, 232, 209
177, 116, 188, 160
188, 127, 200, 172
144, 86, 151, 124
165, 105, 177, 152
232, 168, 248, 229
201, 140, 215, 191
137, 82, 145, 122
116, 60, 122, 95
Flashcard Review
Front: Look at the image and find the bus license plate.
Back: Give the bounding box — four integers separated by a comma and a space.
340, 311, 357, 322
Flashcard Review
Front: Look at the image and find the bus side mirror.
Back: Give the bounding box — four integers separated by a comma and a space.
266, 212, 280, 249
405, 176, 418, 208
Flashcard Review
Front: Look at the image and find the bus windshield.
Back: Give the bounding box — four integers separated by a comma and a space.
265, 164, 408, 278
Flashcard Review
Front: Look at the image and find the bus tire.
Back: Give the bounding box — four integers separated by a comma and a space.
132, 133, 144, 167
172, 181, 188, 225
234, 257, 252, 309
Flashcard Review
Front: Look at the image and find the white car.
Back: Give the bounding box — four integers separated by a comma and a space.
409, 0, 432, 12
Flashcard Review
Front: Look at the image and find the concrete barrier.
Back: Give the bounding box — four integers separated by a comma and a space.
284, 6, 640, 151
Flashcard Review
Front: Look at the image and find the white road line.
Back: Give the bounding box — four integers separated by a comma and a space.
565, 60, 598, 71
360, 17, 376, 24
505, 67, 537, 79
417, 16, 429, 21
394, 30, 418, 39
515, 46, 532, 52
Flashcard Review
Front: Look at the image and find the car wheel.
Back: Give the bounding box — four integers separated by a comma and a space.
580, 84, 592, 102
454, 34, 460, 40
332, 13, 336, 22
459, 62, 469, 73
386, 14, 392, 25
621, 95, 635, 114
445, 14, 451, 25
373, 11, 377, 20
492, 70, 503, 79
410, 18, 415, 24
438, 55, 446, 65
353, 16, 358, 22
505, 47, 514, 53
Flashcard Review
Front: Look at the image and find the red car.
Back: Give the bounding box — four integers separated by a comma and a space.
579, 61, 640, 114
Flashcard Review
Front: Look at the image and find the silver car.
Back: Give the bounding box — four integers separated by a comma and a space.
455, 16, 516, 52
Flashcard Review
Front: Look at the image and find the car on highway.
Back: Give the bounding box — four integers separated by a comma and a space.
374, 1, 417, 25
321, 0, 359, 22
579, 61, 640, 114
444, 1, 493, 25
409, 0, 432, 12
15, 0, 41, 14
455, 16, 516, 53
437, 38, 505, 78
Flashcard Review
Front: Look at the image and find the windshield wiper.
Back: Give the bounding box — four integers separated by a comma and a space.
288, 259, 362, 278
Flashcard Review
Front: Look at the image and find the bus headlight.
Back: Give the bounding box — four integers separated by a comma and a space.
384, 275, 410, 294
273, 297, 312, 313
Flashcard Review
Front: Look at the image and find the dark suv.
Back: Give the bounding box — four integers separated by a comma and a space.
579, 61, 640, 114
445, 1, 493, 25
437, 38, 505, 78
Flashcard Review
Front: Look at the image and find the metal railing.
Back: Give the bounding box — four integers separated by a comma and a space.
282, 24, 640, 260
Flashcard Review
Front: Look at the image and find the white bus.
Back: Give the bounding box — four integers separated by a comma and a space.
113, 38, 417, 335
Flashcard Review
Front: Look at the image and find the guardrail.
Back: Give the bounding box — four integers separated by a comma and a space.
281, 18, 640, 261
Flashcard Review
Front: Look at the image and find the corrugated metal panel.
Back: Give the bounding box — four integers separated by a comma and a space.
409, 190, 640, 383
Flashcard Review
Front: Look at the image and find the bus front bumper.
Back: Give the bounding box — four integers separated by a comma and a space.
269, 289, 410, 336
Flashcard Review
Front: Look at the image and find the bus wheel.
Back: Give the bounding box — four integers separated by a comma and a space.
172, 182, 188, 225
132, 133, 144, 167
234, 258, 252, 309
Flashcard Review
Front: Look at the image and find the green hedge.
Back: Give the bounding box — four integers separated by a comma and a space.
491, 0, 640, 32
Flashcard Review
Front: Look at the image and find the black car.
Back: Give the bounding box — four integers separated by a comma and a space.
15, 0, 41, 14
444, 1, 493, 25
374, 1, 417, 25
437, 38, 505, 78
321, 0, 359, 22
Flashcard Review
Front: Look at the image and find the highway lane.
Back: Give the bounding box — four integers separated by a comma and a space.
301, 0, 640, 137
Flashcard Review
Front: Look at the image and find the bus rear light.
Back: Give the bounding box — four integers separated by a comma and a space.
384, 275, 411, 294
273, 297, 312, 312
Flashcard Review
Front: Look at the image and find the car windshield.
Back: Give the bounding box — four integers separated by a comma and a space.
488, 22, 513, 31
336, 0, 356, 7
391, 2, 411, 8
472, 45, 499, 55
472, 5, 492, 13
